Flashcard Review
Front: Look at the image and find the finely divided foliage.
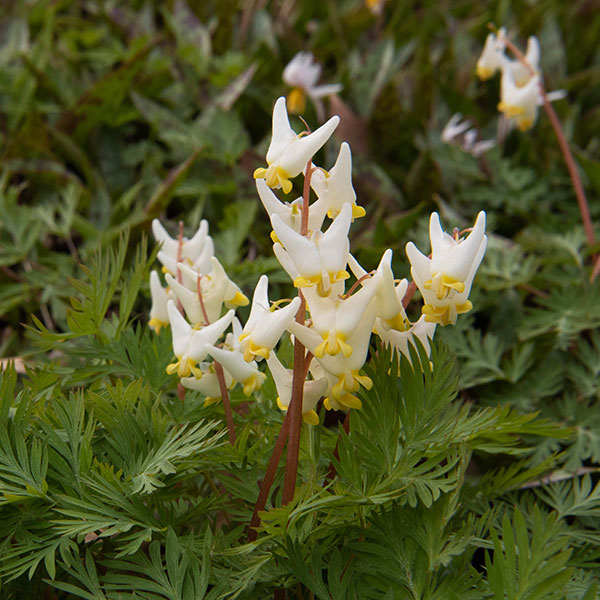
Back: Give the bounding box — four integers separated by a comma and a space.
0, 2, 599, 599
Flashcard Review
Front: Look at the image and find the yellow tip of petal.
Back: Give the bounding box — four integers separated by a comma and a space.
281, 179, 293, 194
228, 291, 249, 307
254, 167, 268, 179
302, 410, 319, 425
287, 87, 307, 114
352, 205, 366, 219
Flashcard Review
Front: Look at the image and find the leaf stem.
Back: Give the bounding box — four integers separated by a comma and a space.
247, 410, 291, 542
281, 161, 313, 506
196, 273, 236, 444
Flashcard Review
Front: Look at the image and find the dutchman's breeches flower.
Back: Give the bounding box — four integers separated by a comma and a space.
166, 301, 235, 378
253, 97, 339, 194
180, 363, 234, 406
310, 142, 365, 220
498, 68, 541, 131
406, 211, 487, 326
289, 308, 376, 411
205, 345, 266, 396
149, 271, 173, 333
302, 270, 379, 358
239, 275, 302, 362
152, 218, 211, 263
375, 315, 436, 365
266, 352, 328, 425
271, 202, 352, 296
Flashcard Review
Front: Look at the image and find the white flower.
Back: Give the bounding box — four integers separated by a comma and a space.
375, 315, 436, 365
310, 142, 365, 220
165, 258, 248, 326
283, 52, 342, 115
266, 351, 328, 425
205, 345, 266, 396
441, 113, 472, 144
301, 271, 379, 359
498, 68, 541, 131
152, 219, 213, 266
239, 275, 302, 362
371, 249, 410, 332
256, 178, 328, 235
148, 271, 172, 333
271, 202, 352, 296
476, 28, 508, 81
509, 36, 541, 87
180, 363, 234, 406
405, 211, 487, 326
253, 97, 339, 194
165, 301, 235, 378
289, 308, 375, 411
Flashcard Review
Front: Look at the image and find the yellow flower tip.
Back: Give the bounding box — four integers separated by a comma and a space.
229, 291, 249, 307
334, 270, 350, 283
166, 362, 179, 375
242, 346, 255, 362
276, 396, 287, 411
204, 397, 221, 407
339, 394, 362, 410
456, 300, 473, 314
270, 231, 280, 244
249, 342, 270, 361
281, 179, 293, 195
323, 397, 332, 410
148, 318, 168, 334
339, 339, 353, 358
353, 372, 373, 390
303, 409, 319, 425
332, 378, 345, 399
352, 204, 366, 219
385, 312, 409, 332
314, 339, 327, 359
517, 119, 533, 131
476, 65, 493, 80
293, 274, 321, 288
161, 265, 170, 275
253, 167, 268, 180
287, 87, 307, 114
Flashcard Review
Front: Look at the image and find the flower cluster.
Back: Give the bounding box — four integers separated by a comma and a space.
476, 28, 565, 131
150, 97, 487, 425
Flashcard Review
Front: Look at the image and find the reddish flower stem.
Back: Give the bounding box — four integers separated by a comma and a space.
499, 31, 597, 278
402, 280, 418, 309
281, 161, 313, 506
247, 410, 291, 542
196, 274, 236, 444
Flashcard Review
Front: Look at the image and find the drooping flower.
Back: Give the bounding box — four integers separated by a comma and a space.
180, 362, 234, 406
152, 219, 213, 265
301, 274, 378, 359
283, 52, 342, 115
476, 28, 508, 81
148, 271, 172, 334
253, 97, 339, 194
406, 211, 487, 326
238, 275, 302, 362
256, 178, 328, 235
310, 142, 366, 220
289, 310, 375, 411
375, 315, 436, 365
441, 114, 495, 157
165, 301, 235, 378
266, 351, 328, 425
205, 345, 266, 396
497, 68, 541, 131
271, 201, 352, 296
